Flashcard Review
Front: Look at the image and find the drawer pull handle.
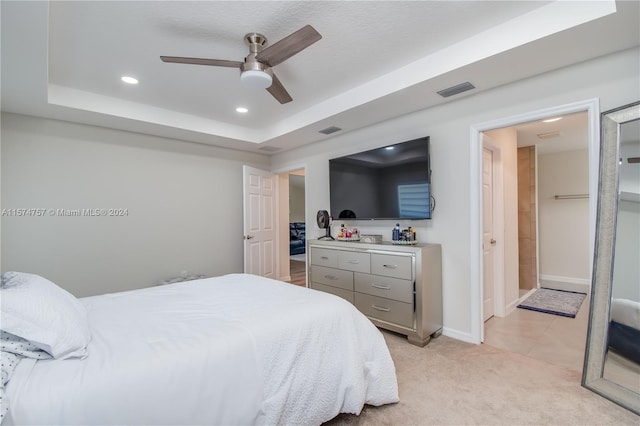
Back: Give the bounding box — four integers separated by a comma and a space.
383, 264, 398, 269
321, 256, 329, 260
348, 260, 360, 264
324, 275, 338, 281
371, 284, 391, 290
372, 304, 391, 312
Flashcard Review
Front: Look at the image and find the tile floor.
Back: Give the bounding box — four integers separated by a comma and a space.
483, 295, 590, 372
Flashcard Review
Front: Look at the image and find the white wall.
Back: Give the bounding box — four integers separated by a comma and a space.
1, 113, 270, 297
613, 200, 640, 302
613, 138, 640, 301
271, 48, 640, 340
537, 149, 590, 282
620, 138, 640, 195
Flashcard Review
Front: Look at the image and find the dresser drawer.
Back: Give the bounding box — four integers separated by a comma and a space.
310, 248, 338, 268
310, 265, 353, 291
371, 253, 413, 280
311, 282, 354, 304
354, 273, 413, 303
355, 292, 414, 329
338, 251, 370, 273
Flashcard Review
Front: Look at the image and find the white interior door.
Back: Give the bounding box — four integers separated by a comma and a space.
482, 148, 496, 321
243, 165, 276, 278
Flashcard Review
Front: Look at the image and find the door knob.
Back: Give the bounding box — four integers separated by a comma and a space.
244, 235, 254, 240
490, 239, 496, 245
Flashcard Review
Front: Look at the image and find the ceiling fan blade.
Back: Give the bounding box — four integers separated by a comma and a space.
267, 73, 293, 104
160, 56, 243, 68
256, 25, 322, 67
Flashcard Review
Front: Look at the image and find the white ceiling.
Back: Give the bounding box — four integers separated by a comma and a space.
515, 112, 588, 155
1, 1, 639, 154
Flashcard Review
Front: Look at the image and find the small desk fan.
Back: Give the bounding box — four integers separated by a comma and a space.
317, 210, 334, 240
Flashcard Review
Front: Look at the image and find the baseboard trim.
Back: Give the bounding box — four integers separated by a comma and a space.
507, 294, 527, 314
442, 327, 477, 344
539, 274, 590, 294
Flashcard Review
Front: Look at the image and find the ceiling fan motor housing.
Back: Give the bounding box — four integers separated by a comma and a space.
241, 33, 273, 88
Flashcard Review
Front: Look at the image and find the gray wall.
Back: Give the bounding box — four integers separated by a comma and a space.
270, 48, 640, 341
1, 113, 269, 297
288, 174, 305, 223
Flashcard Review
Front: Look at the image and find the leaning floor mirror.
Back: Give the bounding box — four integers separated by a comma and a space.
582, 101, 640, 415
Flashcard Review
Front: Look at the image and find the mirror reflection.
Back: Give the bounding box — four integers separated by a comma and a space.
603, 118, 640, 393
583, 101, 640, 415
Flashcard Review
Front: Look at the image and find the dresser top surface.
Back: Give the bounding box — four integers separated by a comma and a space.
308, 239, 440, 253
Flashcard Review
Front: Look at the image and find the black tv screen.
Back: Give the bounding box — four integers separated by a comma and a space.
329, 136, 431, 220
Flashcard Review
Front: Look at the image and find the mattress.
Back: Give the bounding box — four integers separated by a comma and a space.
4, 273, 398, 425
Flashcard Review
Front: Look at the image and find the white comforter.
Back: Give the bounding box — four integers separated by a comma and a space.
4, 274, 398, 425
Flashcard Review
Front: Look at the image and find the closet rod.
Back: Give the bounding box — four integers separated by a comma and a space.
554, 194, 589, 200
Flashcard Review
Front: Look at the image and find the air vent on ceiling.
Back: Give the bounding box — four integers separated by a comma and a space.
259, 146, 281, 152
437, 81, 476, 98
319, 126, 342, 135
537, 131, 561, 139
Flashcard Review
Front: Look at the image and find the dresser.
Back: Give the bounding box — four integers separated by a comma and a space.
308, 239, 442, 346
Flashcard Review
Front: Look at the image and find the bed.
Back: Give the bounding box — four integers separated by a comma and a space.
0, 272, 398, 425
608, 298, 640, 364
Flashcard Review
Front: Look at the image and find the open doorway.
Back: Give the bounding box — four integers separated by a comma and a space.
480, 109, 593, 372
276, 169, 306, 287
288, 171, 306, 286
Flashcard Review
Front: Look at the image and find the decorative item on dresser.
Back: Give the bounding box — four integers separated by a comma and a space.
308, 239, 442, 346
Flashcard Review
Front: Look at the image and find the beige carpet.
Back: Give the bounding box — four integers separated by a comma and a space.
327, 331, 639, 425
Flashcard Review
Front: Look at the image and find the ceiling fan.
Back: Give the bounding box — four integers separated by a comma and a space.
160, 25, 322, 104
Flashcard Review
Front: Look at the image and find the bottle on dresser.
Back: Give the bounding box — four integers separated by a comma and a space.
392, 223, 400, 241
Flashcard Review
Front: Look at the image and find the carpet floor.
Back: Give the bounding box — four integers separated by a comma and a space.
326, 331, 639, 425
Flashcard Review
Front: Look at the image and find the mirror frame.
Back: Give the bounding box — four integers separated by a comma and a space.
582, 100, 640, 415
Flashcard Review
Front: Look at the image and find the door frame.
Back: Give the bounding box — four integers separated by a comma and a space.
469, 98, 600, 344
273, 163, 308, 283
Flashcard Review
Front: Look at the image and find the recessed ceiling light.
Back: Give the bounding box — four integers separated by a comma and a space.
236, 107, 249, 113
385, 146, 395, 150
542, 117, 562, 123
121, 76, 138, 85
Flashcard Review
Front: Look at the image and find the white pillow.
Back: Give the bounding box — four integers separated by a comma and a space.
0, 272, 90, 359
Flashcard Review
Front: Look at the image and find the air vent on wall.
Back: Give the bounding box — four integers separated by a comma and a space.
319, 126, 342, 135
436, 81, 476, 98
537, 131, 561, 139
259, 146, 281, 152
629, 157, 640, 163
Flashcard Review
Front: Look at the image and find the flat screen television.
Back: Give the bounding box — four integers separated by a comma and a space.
329, 136, 432, 220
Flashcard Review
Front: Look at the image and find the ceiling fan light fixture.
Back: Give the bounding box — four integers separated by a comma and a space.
240, 70, 272, 89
